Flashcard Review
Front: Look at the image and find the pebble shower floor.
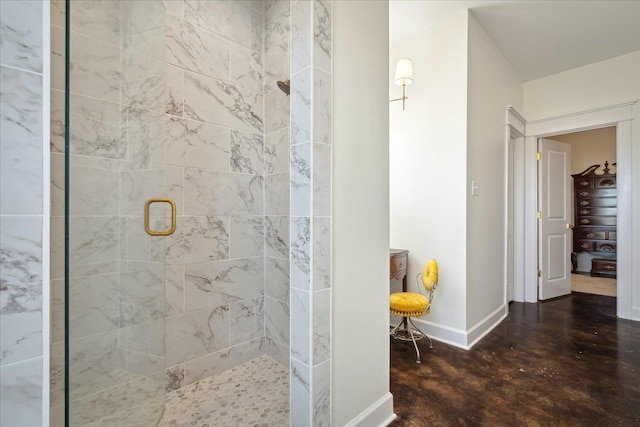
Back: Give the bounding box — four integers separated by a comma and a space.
160, 356, 289, 426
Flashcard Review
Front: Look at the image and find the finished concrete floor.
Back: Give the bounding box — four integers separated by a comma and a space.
390, 293, 640, 426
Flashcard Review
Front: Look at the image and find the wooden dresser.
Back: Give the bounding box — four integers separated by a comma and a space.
571, 162, 617, 278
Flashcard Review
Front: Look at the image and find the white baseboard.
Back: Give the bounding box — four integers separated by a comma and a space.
344, 392, 396, 427
393, 304, 507, 350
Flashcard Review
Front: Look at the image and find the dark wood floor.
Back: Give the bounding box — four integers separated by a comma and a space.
390, 293, 640, 426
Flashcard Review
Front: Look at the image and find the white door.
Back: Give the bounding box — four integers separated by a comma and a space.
538, 138, 572, 300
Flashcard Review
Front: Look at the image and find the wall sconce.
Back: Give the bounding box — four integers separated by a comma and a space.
389, 58, 413, 110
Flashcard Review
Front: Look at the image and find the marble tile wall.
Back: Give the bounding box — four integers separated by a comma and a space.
0, 1, 46, 425
289, 1, 332, 425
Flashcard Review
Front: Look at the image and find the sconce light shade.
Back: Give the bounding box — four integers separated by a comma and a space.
394, 59, 414, 86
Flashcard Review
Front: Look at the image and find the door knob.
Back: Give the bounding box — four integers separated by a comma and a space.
566, 223, 574, 230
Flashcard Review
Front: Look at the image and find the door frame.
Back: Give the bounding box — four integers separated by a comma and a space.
506, 101, 639, 320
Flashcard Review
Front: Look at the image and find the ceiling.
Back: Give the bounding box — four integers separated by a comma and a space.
389, 0, 640, 81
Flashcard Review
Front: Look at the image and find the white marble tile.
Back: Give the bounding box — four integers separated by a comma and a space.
50, 154, 64, 217
185, 0, 262, 51
184, 71, 264, 133
265, 296, 289, 346
68, 164, 120, 216
165, 0, 184, 18
121, 74, 165, 114
70, 0, 121, 45
230, 297, 264, 345
313, 142, 331, 216
266, 172, 290, 216
313, 359, 331, 425
0, 357, 43, 426
290, 288, 310, 364
291, 0, 311, 74
50, 342, 64, 408
124, 349, 164, 377
230, 130, 264, 174
51, 26, 65, 92
69, 274, 120, 339
184, 258, 263, 311
121, 48, 149, 83
123, 217, 165, 263
265, 215, 289, 258
120, 169, 164, 216
313, 288, 330, 364
291, 216, 311, 290
183, 338, 261, 384
313, 217, 331, 291
119, 261, 165, 314
264, 0, 290, 93
291, 67, 311, 145
50, 216, 64, 280
314, 69, 332, 144
0, 1, 43, 73
165, 364, 185, 393
0, 66, 43, 215
230, 45, 263, 94
261, 336, 289, 367
69, 93, 124, 159
165, 165, 184, 216
166, 116, 230, 170
166, 64, 184, 116
291, 143, 311, 216
68, 329, 122, 400
230, 216, 264, 258
266, 257, 290, 302
124, 118, 165, 170
50, 89, 65, 153
50, 279, 65, 344
51, 0, 65, 28
166, 216, 229, 265
165, 306, 230, 366
265, 127, 290, 174
265, 85, 290, 134
70, 32, 121, 103
184, 168, 263, 216
122, 0, 165, 37
314, 0, 332, 73
68, 216, 120, 278
290, 357, 311, 427
166, 14, 230, 81
166, 265, 185, 316
120, 316, 165, 355
0, 216, 43, 365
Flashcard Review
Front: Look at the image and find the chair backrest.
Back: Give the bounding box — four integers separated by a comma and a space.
418, 259, 438, 299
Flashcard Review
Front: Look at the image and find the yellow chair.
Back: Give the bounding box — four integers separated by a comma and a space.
390, 259, 438, 363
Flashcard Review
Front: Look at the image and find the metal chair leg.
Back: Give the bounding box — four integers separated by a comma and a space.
408, 318, 433, 349
408, 325, 421, 363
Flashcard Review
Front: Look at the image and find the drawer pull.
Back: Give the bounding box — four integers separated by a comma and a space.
579, 191, 589, 197
581, 243, 590, 249
604, 265, 615, 270
580, 181, 589, 187
580, 209, 589, 215
580, 200, 589, 206
586, 233, 596, 238
581, 219, 590, 224
599, 179, 614, 187
600, 245, 614, 252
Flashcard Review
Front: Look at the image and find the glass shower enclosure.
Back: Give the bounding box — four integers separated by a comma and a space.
64, 1, 167, 424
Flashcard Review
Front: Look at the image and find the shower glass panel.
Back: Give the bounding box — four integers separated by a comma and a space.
65, 1, 167, 425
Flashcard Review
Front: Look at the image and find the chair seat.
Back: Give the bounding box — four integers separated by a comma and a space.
390, 292, 430, 317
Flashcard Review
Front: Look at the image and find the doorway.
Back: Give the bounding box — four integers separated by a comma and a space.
545, 127, 617, 298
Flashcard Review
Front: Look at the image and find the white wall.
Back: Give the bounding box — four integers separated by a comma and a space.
390, 8, 469, 339
466, 14, 523, 329
332, 1, 394, 426
524, 51, 640, 121
550, 127, 616, 174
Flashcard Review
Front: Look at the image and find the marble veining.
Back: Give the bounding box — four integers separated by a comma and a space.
313, 0, 332, 73
230, 216, 264, 258
230, 44, 264, 93
265, 127, 290, 174
265, 215, 289, 259
291, 143, 311, 217
290, 217, 311, 290
291, 67, 311, 145
230, 130, 264, 174
165, 266, 185, 317
291, 0, 311, 75
313, 70, 332, 145
265, 297, 290, 346
165, 364, 185, 393
266, 256, 290, 302
0, 356, 43, 426
166, 116, 230, 170
70, 0, 121, 46
230, 297, 264, 345
165, 64, 184, 116
313, 360, 331, 427
265, 86, 290, 134
313, 289, 331, 363
165, 216, 229, 265
0, 66, 44, 215
290, 288, 310, 364
184, 258, 264, 312
183, 338, 262, 385
0, 1, 43, 73
69, 33, 121, 103
184, 71, 264, 133
290, 358, 311, 426
264, 0, 290, 93
312, 217, 331, 290
266, 172, 290, 216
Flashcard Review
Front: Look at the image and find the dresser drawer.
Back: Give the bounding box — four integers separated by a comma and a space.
576, 207, 616, 216
576, 198, 616, 208
595, 177, 616, 188
576, 240, 595, 251
576, 188, 616, 199
575, 230, 605, 240
577, 216, 616, 226
595, 241, 616, 253
591, 258, 616, 278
